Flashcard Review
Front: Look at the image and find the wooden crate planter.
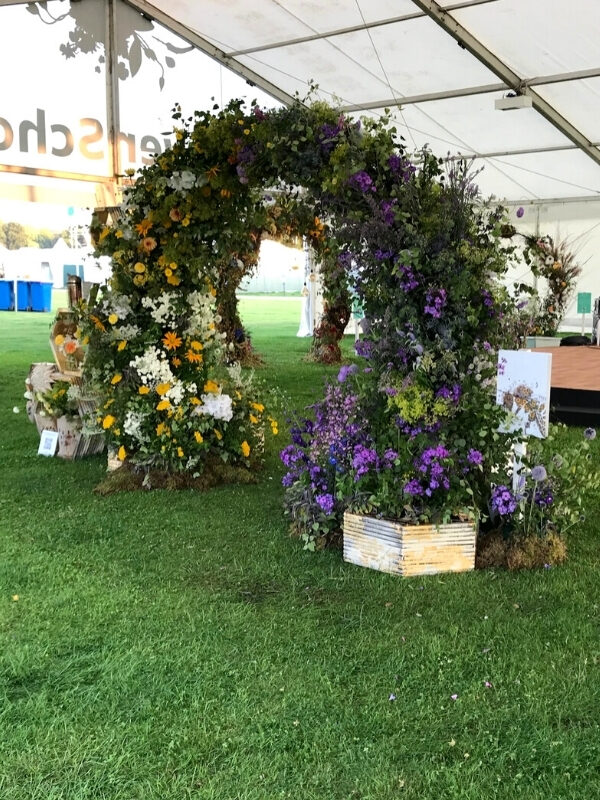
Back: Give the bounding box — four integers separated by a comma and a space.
343, 512, 476, 577
49, 310, 85, 377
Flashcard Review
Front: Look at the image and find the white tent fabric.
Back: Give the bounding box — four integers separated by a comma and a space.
131, 0, 600, 202
1, 0, 600, 204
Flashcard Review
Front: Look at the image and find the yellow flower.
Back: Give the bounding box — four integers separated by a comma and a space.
156, 382, 171, 396
98, 226, 110, 242
177, 447, 184, 458
103, 398, 115, 409
243, 128, 250, 135
138, 385, 150, 395
156, 399, 171, 411
156, 422, 169, 436
133, 274, 147, 286
172, 357, 182, 367
111, 374, 122, 384
186, 349, 203, 364
134, 262, 146, 273
164, 268, 173, 277
220, 188, 232, 198
169, 261, 178, 270
117, 340, 127, 351
204, 380, 219, 393
167, 274, 181, 286
54, 334, 65, 346
82, 335, 90, 345
190, 340, 203, 351
249, 414, 258, 424
117, 445, 127, 461
108, 313, 118, 324
102, 414, 116, 429
194, 431, 203, 443
251, 402, 265, 413
190, 397, 201, 405
181, 215, 191, 227
157, 254, 168, 267
214, 429, 223, 440
162, 331, 182, 350
115, 230, 124, 239
135, 218, 153, 236
241, 440, 250, 457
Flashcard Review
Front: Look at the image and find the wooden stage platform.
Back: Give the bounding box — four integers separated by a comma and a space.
532, 346, 600, 426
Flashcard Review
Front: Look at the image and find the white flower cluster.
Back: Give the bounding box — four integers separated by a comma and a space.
168, 170, 197, 193
130, 346, 174, 386
193, 393, 233, 422
123, 410, 149, 442
113, 324, 140, 341
185, 290, 224, 346
165, 379, 185, 406
141, 292, 178, 325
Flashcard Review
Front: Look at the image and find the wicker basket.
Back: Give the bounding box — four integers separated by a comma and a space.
343, 512, 476, 577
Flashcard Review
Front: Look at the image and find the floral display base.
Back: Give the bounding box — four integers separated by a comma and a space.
343, 512, 477, 577
34, 411, 57, 435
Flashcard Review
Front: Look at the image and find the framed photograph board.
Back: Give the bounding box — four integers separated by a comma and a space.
496, 350, 552, 438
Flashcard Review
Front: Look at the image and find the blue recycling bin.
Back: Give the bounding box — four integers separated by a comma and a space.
17, 280, 31, 311
30, 281, 53, 312
0, 280, 14, 310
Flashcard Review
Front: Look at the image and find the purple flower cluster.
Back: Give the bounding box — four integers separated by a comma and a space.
348, 170, 376, 193
534, 484, 554, 508
436, 384, 462, 405
467, 448, 483, 466
405, 445, 452, 497
388, 154, 416, 181
354, 339, 373, 359
398, 264, 419, 292
352, 444, 380, 480
481, 289, 495, 316
424, 288, 447, 319
318, 121, 343, 154
315, 492, 335, 514
490, 485, 517, 516
380, 200, 397, 225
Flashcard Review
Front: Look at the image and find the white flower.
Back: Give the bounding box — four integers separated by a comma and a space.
130, 346, 174, 386
12, 406, 20, 414
123, 410, 149, 442
193, 393, 233, 422
168, 170, 197, 192
142, 292, 179, 326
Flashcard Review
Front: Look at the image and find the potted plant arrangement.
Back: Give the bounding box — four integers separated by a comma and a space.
35, 380, 82, 459
281, 155, 522, 575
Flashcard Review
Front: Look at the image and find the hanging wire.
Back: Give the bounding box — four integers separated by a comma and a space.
353, 0, 417, 149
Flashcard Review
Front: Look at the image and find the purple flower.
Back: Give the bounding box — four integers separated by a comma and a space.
467, 449, 483, 466
404, 478, 424, 496
424, 288, 447, 318
315, 493, 335, 515
337, 363, 359, 383
584, 427, 596, 441
530, 465, 547, 482
352, 444, 379, 480
490, 485, 517, 516
516, 207, 525, 218
348, 170, 376, 193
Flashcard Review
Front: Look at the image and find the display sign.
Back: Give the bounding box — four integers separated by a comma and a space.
577, 292, 592, 314
496, 350, 552, 438
38, 429, 58, 457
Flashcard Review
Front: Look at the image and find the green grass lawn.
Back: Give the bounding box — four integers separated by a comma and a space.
0, 301, 599, 800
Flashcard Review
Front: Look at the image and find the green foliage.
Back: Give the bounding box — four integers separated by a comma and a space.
35, 379, 77, 419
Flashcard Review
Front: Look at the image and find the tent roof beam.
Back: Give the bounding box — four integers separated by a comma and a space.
410, 0, 600, 168
225, 0, 498, 57
340, 67, 600, 112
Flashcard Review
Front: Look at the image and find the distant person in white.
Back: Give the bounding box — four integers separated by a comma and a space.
297, 282, 312, 337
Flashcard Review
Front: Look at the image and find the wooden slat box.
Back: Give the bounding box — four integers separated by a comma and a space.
343, 512, 476, 577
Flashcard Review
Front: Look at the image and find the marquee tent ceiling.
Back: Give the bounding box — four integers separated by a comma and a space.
121, 0, 600, 203
2, 0, 599, 203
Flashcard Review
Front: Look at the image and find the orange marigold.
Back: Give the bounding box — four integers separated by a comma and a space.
162, 331, 182, 350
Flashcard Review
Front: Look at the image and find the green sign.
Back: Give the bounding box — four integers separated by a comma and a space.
577, 292, 592, 314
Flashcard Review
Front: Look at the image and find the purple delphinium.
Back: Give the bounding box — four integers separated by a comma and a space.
355, 339, 373, 359
424, 288, 447, 318
388, 153, 416, 181
490, 485, 517, 516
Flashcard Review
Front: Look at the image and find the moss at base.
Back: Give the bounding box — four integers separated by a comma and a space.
476, 530, 567, 570
94, 460, 260, 495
